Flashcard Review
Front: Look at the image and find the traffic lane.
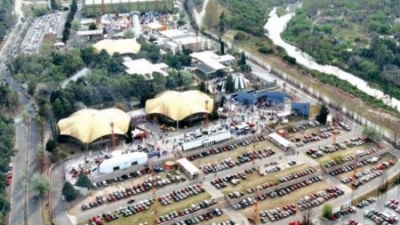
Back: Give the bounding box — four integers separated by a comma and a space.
28, 119, 43, 225
9, 124, 28, 225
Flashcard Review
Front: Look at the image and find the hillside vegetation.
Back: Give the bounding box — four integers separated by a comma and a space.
219, 0, 298, 36
0, 0, 15, 40
282, 0, 400, 99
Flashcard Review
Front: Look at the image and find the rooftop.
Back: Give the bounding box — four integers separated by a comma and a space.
124, 58, 169, 78
159, 29, 191, 39
85, 0, 163, 6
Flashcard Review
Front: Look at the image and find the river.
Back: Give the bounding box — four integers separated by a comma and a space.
263, 7, 400, 111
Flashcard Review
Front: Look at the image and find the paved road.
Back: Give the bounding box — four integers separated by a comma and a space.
9, 122, 28, 225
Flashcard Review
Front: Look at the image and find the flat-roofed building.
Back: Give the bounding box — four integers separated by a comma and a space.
190, 51, 235, 75
83, 0, 175, 17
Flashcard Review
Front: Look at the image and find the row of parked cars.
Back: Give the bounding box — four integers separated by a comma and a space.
327, 206, 357, 221
259, 204, 297, 222
232, 197, 255, 210
291, 121, 321, 133
385, 199, 400, 214
331, 156, 381, 177
265, 176, 323, 199
343, 220, 361, 225
364, 209, 399, 224
186, 144, 239, 161
169, 208, 223, 225
297, 187, 344, 210
86, 198, 154, 225
355, 196, 377, 209
82, 175, 174, 211
92, 167, 153, 189
200, 158, 236, 174
211, 168, 253, 190
157, 198, 217, 224
158, 183, 205, 205
237, 148, 276, 165
323, 148, 379, 168
279, 167, 316, 183
350, 160, 394, 188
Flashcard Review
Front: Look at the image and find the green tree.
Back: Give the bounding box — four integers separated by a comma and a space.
218, 11, 225, 35
199, 81, 207, 93
75, 174, 92, 188
225, 75, 235, 93
316, 104, 329, 124
71, 21, 80, 31
45, 139, 57, 153
27, 80, 37, 96
31, 173, 51, 196
123, 29, 135, 38
239, 52, 246, 66
322, 204, 333, 218
220, 39, 225, 55
88, 23, 97, 30
62, 181, 78, 201
50, 0, 58, 10
362, 126, 382, 143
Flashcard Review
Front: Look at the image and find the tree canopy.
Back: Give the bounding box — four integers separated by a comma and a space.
282, 0, 400, 100
31, 173, 51, 196
75, 174, 92, 188
62, 181, 78, 201
362, 126, 382, 143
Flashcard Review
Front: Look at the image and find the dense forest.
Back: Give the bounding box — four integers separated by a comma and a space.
220, 0, 298, 36
9, 39, 195, 120
282, 0, 400, 99
0, 0, 15, 40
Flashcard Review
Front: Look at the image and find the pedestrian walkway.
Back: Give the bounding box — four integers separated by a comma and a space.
222, 208, 250, 225
202, 182, 224, 199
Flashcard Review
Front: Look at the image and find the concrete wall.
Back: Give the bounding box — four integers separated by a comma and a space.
84, 0, 175, 17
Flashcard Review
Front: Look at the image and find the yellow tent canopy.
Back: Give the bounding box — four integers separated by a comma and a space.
57, 108, 131, 143
145, 90, 214, 121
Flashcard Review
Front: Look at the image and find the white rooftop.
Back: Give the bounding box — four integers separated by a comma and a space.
77, 30, 103, 36
159, 29, 191, 39
268, 132, 292, 148
146, 22, 163, 30
190, 51, 229, 71
86, 0, 160, 5
176, 158, 200, 176
123, 58, 169, 78
174, 36, 201, 45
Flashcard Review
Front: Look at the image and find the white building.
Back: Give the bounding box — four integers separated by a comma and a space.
190, 51, 235, 75
99, 152, 148, 174
158, 29, 209, 53
181, 128, 232, 151
176, 158, 200, 179
123, 58, 169, 79
268, 132, 293, 151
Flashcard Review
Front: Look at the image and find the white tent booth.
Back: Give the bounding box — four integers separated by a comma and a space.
99, 152, 148, 174
176, 158, 200, 179
268, 132, 293, 151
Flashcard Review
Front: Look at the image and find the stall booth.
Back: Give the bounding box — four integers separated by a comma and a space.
176, 158, 200, 179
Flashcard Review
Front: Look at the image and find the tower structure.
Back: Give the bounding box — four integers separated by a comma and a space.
205, 100, 209, 129
110, 121, 116, 151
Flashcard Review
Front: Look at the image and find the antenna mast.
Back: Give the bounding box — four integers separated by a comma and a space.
110, 121, 115, 151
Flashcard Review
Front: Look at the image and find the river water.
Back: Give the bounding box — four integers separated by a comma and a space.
263, 8, 400, 111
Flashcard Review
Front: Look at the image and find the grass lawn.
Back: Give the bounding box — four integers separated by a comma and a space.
241, 181, 331, 216
191, 140, 282, 168
105, 192, 211, 225
316, 143, 376, 164
40, 34, 57, 54
222, 164, 310, 193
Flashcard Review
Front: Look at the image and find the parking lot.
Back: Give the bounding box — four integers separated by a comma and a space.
21, 12, 62, 54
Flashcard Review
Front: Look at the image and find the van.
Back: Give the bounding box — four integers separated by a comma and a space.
281, 119, 288, 124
